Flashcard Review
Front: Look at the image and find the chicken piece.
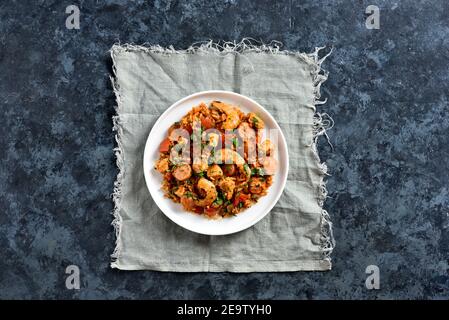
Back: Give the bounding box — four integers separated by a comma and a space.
174, 186, 186, 198
155, 158, 169, 173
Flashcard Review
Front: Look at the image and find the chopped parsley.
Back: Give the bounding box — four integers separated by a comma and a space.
213, 197, 223, 206
252, 116, 259, 126
214, 191, 225, 206
232, 137, 239, 148
251, 167, 265, 176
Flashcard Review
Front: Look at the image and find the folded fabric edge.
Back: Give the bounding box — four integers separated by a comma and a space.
108, 39, 335, 270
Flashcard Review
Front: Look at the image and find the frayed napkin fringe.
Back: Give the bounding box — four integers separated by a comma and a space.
309, 46, 336, 264
109, 39, 335, 268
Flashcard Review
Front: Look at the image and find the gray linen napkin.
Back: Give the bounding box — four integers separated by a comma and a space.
110, 41, 334, 271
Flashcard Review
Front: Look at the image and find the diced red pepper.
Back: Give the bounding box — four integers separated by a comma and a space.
159, 138, 171, 153
183, 124, 193, 134
233, 193, 250, 206
200, 116, 214, 130
163, 172, 173, 181
204, 207, 219, 217
192, 206, 203, 214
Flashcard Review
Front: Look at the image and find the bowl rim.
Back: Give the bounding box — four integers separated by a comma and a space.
143, 90, 289, 235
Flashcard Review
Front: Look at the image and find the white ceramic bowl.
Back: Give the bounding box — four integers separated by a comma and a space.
143, 91, 289, 235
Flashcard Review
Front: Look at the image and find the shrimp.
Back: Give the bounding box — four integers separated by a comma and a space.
248, 113, 264, 129
210, 101, 241, 130
180, 196, 197, 211
194, 178, 218, 207
237, 122, 257, 163
192, 132, 219, 173
192, 160, 209, 173
213, 148, 251, 181
218, 177, 236, 200
237, 122, 255, 140
260, 157, 277, 175
249, 177, 265, 194
214, 148, 245, 165
206, 132, 220, 147
258, 139, 275, 157
192, 155, 209, 173
207, 164, 223, 181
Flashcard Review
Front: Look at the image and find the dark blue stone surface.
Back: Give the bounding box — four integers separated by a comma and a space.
1, 0, 448, 299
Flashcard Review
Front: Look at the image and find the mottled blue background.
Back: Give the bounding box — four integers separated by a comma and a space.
1, 0, 448, 299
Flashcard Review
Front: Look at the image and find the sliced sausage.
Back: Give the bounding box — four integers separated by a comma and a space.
172, 164, 192, 181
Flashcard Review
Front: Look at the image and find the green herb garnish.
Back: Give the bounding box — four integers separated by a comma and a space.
243, 163, 250, 174
213, 197, 223, 206
251, 167, 265, 176
252, 117, 259, 126
232, 137, 239, 148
